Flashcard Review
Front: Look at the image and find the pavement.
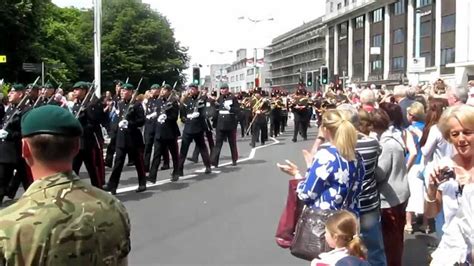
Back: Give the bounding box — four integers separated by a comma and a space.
1, 121, 437, 265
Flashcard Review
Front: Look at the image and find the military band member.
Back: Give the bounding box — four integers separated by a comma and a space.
280, 91, 289, 133
290, 88, 309, 142
238, 91, 252, 138
104, 83, 147, 194
0, 105, 131, 265
210, 83, 239, 167
269, 92, 283, 137
177, 84, 212, 177
250, 88, 271, 148
105, 81, 122, 168
148, 84, 181, 182
71, 81, 108, 188
0, 84, 30, 205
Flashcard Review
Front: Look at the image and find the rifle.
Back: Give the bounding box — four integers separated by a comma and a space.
2, 76, 40, 130
75, 81, 97, 119
125, 77, 129, 84
47, 82, 62, 104
121, 77, 143, 120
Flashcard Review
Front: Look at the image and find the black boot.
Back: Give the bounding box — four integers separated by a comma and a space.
103, 184, 117, 195
135, 185, 147, 193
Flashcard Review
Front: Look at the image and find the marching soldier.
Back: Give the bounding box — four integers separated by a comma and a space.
0, 105, 131, 265
105, 81, 122, 168
143, 84, 160, 172
238, 91, 252, 137
280, 91, 289, 133
269, 91, 283, 137
290, 88, 309, 142
177, 84, 212, 177
188, 87, 215, 163
148, 84, 181, 182
250, 88, 271, 148
210, 83, 239, 167
104, 83, 147, 194
0, 84, 30, 205
71, 81, 108, 188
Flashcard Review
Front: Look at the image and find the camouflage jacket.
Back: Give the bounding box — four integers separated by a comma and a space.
0, 172, 130, 266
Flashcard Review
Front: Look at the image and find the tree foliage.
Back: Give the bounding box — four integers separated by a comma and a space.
0, 0, 189, 91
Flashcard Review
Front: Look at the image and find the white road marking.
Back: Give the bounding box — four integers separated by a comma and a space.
115, 137, 280, 194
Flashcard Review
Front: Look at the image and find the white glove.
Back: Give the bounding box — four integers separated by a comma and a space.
157, 114, 167, 123
146, 112, 158, 119
224, 102, 232, 110
186, 112, 200, 119
0, 129, 8, 139
118, 120, 128, 129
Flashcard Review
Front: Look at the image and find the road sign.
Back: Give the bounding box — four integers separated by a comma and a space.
408, 57, 426, 73
0, 55, 6, 63
22, 63, 42, 73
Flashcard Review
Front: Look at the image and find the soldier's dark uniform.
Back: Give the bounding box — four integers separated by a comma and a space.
105, 92, 121, 167
143, 84, 160, 172
237, 92, 252, 138
148, 86, 181, 182
71, 82, 108, 188
104, 83, 147, 194
210, 84, 239, 167
189, 92, 215, 163
0, 84, 30, 205
291, 89, 309, 142
269, 93, 283, 137
250, 89, 271, 148
178, 85, 212, 176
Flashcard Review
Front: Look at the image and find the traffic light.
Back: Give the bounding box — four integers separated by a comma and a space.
192, 67, 200, 85
306, 72, 313, 87
320, 66, 329, 85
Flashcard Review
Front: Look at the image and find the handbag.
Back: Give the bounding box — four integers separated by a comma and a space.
289, 153, 358, 261
275, 178, 305, 248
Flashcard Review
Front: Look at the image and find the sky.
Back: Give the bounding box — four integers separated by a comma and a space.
53, 0, 325, 79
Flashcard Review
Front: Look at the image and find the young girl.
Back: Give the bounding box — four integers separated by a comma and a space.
311, 210, 368, 266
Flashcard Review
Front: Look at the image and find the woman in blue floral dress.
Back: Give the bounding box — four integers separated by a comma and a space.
278, 109, 365, 215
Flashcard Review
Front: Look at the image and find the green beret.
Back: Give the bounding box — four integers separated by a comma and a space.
22, 105, 83, 137
122, 83, 134, 90
43, 83, 55, 90
11, 83, 25, 92
26, 83, 40, 90
162, 84, 172, 90
72, 81, 89, 89
188, 83, 198, 89
150, 84, 160, 89
219, 83, 229, 89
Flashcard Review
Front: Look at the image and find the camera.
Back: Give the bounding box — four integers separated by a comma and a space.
439, 167, 456, 182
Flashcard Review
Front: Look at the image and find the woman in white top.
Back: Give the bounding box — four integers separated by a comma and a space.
425, 105, 474, 235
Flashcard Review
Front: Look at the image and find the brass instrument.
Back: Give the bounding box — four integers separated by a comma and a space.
245, 97, 268, 136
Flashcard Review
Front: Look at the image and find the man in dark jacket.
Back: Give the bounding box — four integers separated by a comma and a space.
177, 84, 212, 177
148, 84, 181, 182
71, 81, 108, 188
103, 83, 147, 195
210, 83, 239, 167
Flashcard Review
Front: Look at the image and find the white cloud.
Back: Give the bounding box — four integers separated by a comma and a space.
52, 0, 325, 80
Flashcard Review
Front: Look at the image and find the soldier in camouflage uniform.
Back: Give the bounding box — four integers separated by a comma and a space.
0, 105, 131, 265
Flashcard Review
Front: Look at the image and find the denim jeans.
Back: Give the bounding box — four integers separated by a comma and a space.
360, 208, 387, 266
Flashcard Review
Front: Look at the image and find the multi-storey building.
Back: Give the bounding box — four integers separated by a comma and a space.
209, 64, 230, 90
226, 48, 270, 92
266, 17, 327, 92
324, 0, 460, 87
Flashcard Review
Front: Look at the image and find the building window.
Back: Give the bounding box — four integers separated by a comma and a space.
355, 16, 364, 29
330, 2, 334, 12
420, 21, 431, 37
393, 28, 404, 44
442, 15, 455, 33
372, 60, 382, 71
418, 0, 432, 8
372, 34, 383, 47
392, 57, 405, 70
231, 76, 235, 82
421, 52, 431, 66
354, 39, 364, 49
247, 68, 254, 75
344, 0, 349, 6
393, 0, 405, 15
372, 8, 383, 23
337, 3, 342, 10
339, 22, 348, 39
239, 73, 244, 80
441, 48, 455, 65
